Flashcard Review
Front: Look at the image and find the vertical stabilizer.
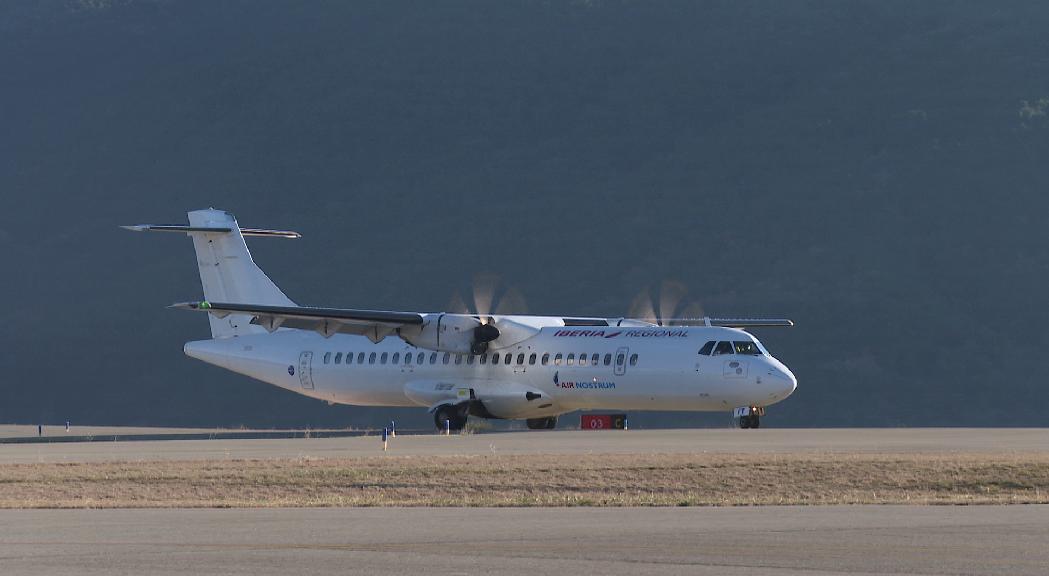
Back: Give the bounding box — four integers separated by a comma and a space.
186, 209, 296, 338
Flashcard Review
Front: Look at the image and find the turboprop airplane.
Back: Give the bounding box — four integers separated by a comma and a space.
126, 209, 797, 430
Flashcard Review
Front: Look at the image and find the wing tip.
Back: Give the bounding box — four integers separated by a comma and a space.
169, 301, 207, 310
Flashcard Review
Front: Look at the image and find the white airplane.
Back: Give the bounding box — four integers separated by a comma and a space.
127, 209, 797, 430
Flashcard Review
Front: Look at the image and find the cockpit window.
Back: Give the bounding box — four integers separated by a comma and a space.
713, 341, 734, 355
733, 341, 763, 355
698, 341, 715, 356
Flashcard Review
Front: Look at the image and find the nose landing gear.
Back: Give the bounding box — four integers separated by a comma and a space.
739, 414, 760, 429
733, 406, 765, 429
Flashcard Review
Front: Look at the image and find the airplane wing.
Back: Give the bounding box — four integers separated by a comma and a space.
616, 318, 795, 328
172, 301, 424, 342
703, 318, 794, 328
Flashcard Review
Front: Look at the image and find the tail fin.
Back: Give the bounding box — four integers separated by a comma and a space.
125, 208, 298, 338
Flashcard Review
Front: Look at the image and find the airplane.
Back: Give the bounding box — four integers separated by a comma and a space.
126, 209, 797, 431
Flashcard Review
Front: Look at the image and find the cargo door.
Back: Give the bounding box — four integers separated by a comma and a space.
298, 351, 315, 389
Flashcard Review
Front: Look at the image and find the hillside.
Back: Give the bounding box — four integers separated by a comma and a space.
2, 1, 1048, 427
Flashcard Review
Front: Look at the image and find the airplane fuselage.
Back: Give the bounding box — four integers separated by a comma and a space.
185, 323, 797, 421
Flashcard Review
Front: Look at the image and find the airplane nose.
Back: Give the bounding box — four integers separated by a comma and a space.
782, 368, 797, 395
767, 365, 797, 398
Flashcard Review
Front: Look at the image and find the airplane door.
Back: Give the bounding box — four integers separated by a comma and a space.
298, 351, 315, 390
614, 347, 629, 376
513, 349, 528, 374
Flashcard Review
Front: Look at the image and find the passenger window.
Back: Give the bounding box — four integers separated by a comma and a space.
429, 352, 438, 365
334, 352, 342, 364
323, 352, 331, 364
528, 353, 537, 365
554, 353, 563, 365
417, 352, 425, 364
698, 341, 715, 356
517, 353, 525, 365
591, 354, 599, 367
504, 353, 512, 365
405, 353, 412, 365
480, 353, 488, 365
567, 353, 575, 366
616, 353, 625, 366
713, 341, 734, 355
442, 352, 451, 365
541, 353, 550, 365
629, 353, 639, 366
455, 354, 463, 365
346, 352, 354, 364
467, 355, 475, 365
358, 352, 365, 364
392, 352, 400, 364
733, 341, 762, 355
380, 352, 388, 364
369, 352, 377, 364
603, 353, 612, 366
492, 352, 500, 364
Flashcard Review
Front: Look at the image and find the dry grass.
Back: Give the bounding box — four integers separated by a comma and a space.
2, 453, 1048, 508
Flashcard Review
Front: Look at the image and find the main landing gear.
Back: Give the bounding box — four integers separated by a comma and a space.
526, 417, 557, 430
734, 406, 765, 429
433, 403, 468, 432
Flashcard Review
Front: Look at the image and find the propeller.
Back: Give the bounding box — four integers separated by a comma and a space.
472, 272, 497, 324
628, 280, 705, 326
627, 286, 657, 325
447, 273, 530, 354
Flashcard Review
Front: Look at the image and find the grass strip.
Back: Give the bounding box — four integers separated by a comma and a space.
3, 453, 1048, 508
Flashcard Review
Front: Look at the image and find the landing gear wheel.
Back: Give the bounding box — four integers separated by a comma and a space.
526, 417, 557, 430
735, 407, 765, 429
434, 404, 467, 432
738, 415, 760, 429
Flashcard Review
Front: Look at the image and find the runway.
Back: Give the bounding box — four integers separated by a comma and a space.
3, 429, 1047, 573
1, 427, 1046, 464
1, 505, 1047, 575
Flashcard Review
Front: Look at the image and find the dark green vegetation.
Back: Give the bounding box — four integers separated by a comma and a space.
1, 1, 1047, 428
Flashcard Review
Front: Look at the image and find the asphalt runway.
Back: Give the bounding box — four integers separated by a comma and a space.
0, 427, 1046, 464
0, 425, 230, 438
1, 505, 1047, 575
3, 430, 1047, 574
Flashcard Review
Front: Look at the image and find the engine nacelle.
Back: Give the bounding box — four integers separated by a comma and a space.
399, 313, 542, 354
399, 313, 486, 354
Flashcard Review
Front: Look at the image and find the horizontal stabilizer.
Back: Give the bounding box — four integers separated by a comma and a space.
121, 224, 301, 238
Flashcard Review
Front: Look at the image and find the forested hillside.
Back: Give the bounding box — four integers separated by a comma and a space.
2, 1, 1048, 427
